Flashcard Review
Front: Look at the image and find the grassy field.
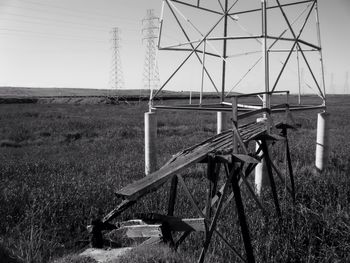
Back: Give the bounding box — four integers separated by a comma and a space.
0, 96, 349, 262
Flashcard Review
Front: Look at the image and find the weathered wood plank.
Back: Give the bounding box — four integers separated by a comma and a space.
124, 225, 162, 238
115, 121, 275, 201
115, 133, 233, 201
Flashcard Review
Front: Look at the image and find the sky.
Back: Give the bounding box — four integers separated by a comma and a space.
0, 0, 349, 94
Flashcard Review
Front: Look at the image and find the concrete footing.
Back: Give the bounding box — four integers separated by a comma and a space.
255, 117, 268, 196
217, 111, 228, 134
315, 111, 330, 173
145, 111, 157, 175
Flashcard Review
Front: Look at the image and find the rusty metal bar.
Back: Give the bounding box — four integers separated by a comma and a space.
220, 0, 229, 102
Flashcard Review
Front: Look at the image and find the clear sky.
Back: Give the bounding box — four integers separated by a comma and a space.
0, 0, 349, 94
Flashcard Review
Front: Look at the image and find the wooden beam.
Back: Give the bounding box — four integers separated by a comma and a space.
168, 175, 178, 216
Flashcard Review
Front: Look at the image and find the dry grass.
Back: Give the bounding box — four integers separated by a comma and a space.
0, 95, 349, 262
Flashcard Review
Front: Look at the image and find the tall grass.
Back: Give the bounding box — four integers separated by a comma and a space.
0, 96, 349, 262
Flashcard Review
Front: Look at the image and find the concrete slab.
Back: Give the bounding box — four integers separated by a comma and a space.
80, 247, 133, 263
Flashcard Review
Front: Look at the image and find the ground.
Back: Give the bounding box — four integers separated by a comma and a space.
0, 95, 349, 262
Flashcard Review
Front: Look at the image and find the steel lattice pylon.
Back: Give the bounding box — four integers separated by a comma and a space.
152, 0, 327, 110
110, 27, 124, 92
143, 9, 160, 95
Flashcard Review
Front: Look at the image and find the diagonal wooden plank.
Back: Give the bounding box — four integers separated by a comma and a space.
115, 134, 232, 201
115, 121, 271, 202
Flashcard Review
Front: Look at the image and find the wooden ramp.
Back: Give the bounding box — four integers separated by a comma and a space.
115, 121, 267, 202
94, 120, 296, 263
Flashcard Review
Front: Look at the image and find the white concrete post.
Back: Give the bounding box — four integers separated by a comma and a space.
217, 111, 227, 134
255, 117, 269, 196
315, 111, 330, 172
145, 111, 157, 175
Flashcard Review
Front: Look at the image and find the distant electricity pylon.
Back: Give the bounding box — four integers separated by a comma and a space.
142, 9, 160, 95
110, 27, 124, 93
344, 71, 349, 94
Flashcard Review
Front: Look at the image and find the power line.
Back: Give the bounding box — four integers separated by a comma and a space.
0, 28, 107, 42
4, 0, 139, 25
0, 10, 137, 30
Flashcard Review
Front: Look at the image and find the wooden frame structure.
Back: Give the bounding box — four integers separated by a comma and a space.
87, 1, 329, 262
90, 91, 301, 262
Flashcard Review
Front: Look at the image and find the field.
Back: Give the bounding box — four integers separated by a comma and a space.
0, 96, 350, 262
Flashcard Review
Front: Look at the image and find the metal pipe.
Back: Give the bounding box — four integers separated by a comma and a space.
269, 49, 317, 53
152, 104, 326, 113
206, 35, 262, 41
145, 111, 158, 175
315, 1, 327, 105
266, 36, 321, 50
262, 0, 269, 117
315, 111, 330, 172
297, 47, 301, 104
159, 47, 221, 58
258, 0, 269, 197
200, 40, 206, 105
229, 0, 314, 16
157, 0, 165, 49
171, 0, 223, 15
221, 0, 229, 102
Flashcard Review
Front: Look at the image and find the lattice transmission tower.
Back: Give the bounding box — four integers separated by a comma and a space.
142, 9, 160, 95
344, 71, 349, 94
110, 27, 124, 93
